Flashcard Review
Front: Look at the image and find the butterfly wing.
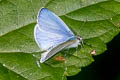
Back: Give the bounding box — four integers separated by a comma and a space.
37, 8, 74, 37
35, 8, 75, 51
34, 24, 71, 51
34, 8, 76, 63
40, 39, 78, 63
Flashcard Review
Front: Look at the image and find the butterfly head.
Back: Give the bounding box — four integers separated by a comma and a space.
77, 35, 83, 46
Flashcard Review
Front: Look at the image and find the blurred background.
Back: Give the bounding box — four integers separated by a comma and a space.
68, 33, 120, 80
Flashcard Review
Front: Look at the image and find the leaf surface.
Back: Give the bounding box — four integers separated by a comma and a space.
0, 0, 120, 80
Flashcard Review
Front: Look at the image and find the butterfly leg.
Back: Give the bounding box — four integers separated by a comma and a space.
65, 48, 72, 59
62, 49, 70, 78
32, 54, 41, 68
80, 40, 84, 48
75, 46, 79, 56
36, 60, 41, 68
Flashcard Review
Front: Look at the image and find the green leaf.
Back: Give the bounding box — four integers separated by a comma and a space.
0, 64, 26, 80
0, 53, 64, 80
0, 0, 120, 80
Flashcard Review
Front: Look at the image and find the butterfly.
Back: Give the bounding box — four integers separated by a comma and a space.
34, 8, 83, 63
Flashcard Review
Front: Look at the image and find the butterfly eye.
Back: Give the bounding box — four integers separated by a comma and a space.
77, 38, 80, 40
77, 36, 82, 41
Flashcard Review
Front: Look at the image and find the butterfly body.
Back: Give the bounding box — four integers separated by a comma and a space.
34, 8, 83, 63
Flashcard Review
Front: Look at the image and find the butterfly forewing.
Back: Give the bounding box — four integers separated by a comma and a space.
37, 8, 74, 37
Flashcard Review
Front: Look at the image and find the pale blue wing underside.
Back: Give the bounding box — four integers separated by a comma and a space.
35, 8, 75, 51
34, 24, 72, 51
37, 8, 74, 37
34, 8, 76, 63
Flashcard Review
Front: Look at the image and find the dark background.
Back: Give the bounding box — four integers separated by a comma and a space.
68, 33, 120, 80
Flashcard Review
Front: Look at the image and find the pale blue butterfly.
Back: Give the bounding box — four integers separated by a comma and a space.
34, 8, 83, 63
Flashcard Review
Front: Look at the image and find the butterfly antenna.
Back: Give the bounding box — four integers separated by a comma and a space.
78, 17, 88, 48
79, 16, 88, 34
81, 39, 84, 48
